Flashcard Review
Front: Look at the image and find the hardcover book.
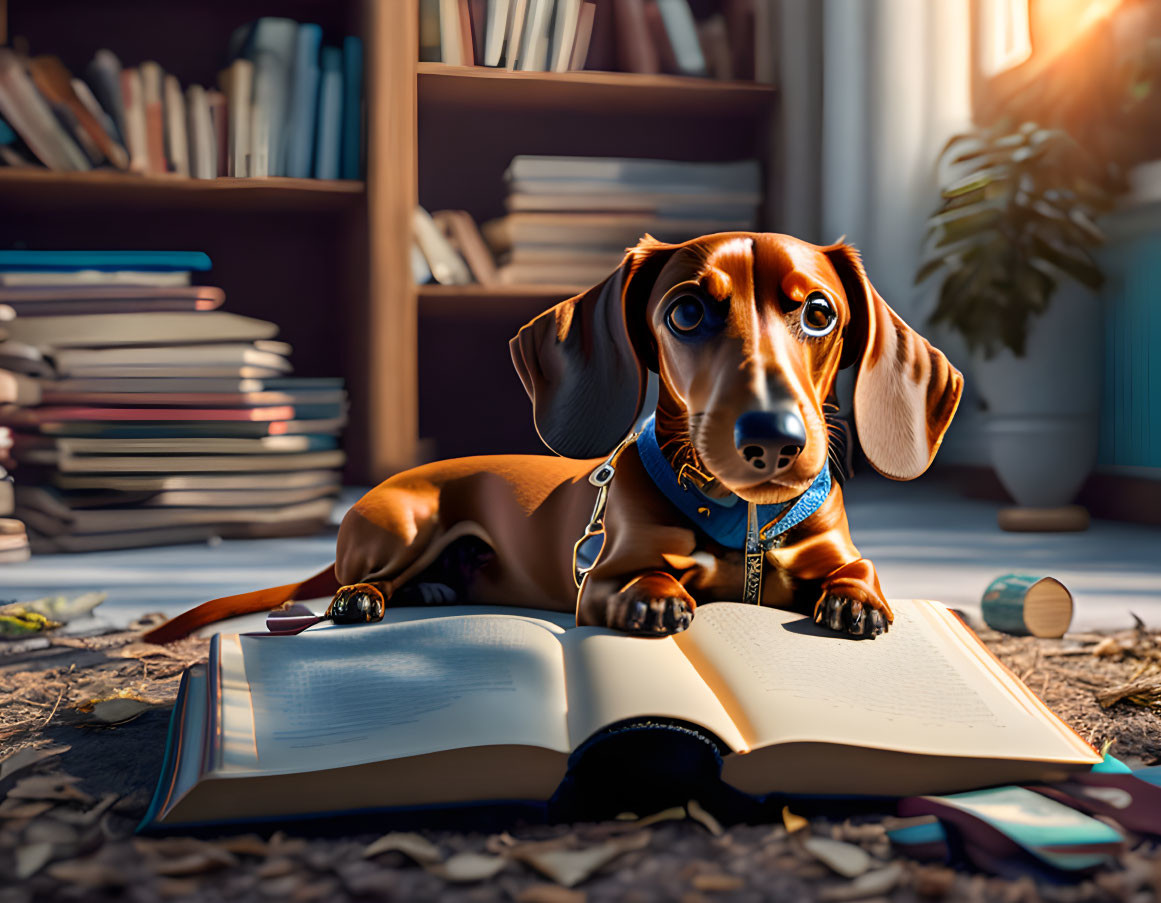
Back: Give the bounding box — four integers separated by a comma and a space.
143, 600, 1100, 830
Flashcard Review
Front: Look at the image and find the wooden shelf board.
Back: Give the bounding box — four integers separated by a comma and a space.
419, 283, 583, 302
0, 169, 365, 212
417, 64, 777, 117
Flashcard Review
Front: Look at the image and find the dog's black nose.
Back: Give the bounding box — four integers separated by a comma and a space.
734, 409, 806, 474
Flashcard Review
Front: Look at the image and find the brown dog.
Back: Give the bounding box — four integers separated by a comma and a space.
146, 233, 962, 644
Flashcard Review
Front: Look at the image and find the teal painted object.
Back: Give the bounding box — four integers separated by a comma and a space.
1099, 233, 1161, 468
981, 574, 1072, 638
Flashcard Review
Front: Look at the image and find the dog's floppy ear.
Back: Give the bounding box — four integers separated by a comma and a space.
510, 237, 675, 458
826, 242, 963, 481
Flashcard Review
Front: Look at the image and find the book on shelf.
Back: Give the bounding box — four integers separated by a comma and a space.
477, 154, 761, 283
420, 0, 763, 77
163, 74, 190, 177
413, 207, 473, 285
313, 47, 343, 180
141, 599, 1101, 829
0, 250, 347, 554
0, 20, 364, 181
431, 210, 499, 285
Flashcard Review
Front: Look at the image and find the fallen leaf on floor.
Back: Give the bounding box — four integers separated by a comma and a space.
152, 849, 239, 877
113, 642, 186, 660
46, 857, 126, 889
23, 818, 78, 844
912, 865, 957, 898
0, 799, 54, 819
155, 877, 202, 899
0, 609, 61, 636
7, 774, 93, 804
259, 873, 308, 896
802, 836, 873, 878
362, 831, 443, 864
15, 841, 55, 879
50, 792, 119, 827
484, 831, 519, 854
91, 697, 154, 723
782, 806, 809, 834
691, 873, 745, 891
818, 863, 905, 901
0, 744, 69, 780
5, 592, 106, 623
687, 800, 725, 836
256, 857, 298, 879
426, 851, 508, 882
514, 830, 651, 888
212, 833, 271, 857
515, 883, 588, 903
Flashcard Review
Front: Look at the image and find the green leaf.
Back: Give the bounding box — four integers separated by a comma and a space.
941, 166, 1012, 199
1030, 237, 1104, 290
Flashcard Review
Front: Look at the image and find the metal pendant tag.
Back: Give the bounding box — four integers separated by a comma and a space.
743, 502, 764, 605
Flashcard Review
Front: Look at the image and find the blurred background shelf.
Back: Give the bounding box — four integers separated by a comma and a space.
417, 63, 777, 116
0, 169, 365, 212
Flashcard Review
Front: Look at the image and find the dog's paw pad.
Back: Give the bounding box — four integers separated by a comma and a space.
816, 594, 888, 639
328, 584, 386, 624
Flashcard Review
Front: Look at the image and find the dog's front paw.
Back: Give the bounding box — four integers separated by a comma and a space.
327, 583, 386, 624
813, 594, 890, 638
605, 575, 695, 636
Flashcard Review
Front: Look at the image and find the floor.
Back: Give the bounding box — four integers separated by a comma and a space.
1, 475, 1159, 632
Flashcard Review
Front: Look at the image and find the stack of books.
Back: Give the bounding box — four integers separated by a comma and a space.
420, 0, 774, 81
0, 17, 363, 179
0, 422, 30, 562
483, 155, 762, 285
0, 250, 346, 554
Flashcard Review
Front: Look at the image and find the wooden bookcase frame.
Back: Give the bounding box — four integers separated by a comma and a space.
0, 0, 777, 483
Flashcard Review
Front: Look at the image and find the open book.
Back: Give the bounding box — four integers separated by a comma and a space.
144, 601, 1100, 828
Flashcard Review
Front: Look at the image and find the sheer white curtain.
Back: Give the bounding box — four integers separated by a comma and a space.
776, 0, 984, 462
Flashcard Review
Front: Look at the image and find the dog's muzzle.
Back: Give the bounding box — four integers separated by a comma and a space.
733, 408, 806, 474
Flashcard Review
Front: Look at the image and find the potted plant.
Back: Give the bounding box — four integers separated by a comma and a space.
916, 122, 1113, 530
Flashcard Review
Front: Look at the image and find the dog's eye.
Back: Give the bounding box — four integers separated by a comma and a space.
666, 296, 706, 335
801, 293, 837, 337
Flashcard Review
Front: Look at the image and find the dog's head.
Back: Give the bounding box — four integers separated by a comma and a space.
510, 233, 963, 503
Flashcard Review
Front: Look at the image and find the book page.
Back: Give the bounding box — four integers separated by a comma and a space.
216, 614, 571, 777
559, 628, 747, 753
674, 601, 1097, 763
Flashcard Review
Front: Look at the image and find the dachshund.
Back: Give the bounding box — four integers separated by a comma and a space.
145, 233, 962, 644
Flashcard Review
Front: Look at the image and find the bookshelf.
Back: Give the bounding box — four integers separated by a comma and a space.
0, 0, 778, 482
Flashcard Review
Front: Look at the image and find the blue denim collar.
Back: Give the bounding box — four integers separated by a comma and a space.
635, 414, 831, 549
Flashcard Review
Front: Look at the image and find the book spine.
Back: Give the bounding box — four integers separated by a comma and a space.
119, 68, 150, 173
206, 90, 228, 179
613, 0, 661, 74
139, 61, 168, 176
85, 49, 127, 146
569, 1, 598, 70
312, 47, 342, 180
0, 49, 90, 171
340, 36, 363, 180
225, 59, 253, 177
163, 75, 190, 177
285, 24, 323, 179
484, 0, 513, 66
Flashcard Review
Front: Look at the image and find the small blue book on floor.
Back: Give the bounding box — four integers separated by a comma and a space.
139, 600, 1102, 832
0, 251, 212, 272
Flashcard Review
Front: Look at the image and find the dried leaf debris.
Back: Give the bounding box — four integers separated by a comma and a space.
0, 614, 1159, 901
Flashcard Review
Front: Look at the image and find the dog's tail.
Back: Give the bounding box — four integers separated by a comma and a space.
142, 564, 341, 644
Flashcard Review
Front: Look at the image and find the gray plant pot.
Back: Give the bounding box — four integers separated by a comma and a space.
970, 282, 1102, 514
